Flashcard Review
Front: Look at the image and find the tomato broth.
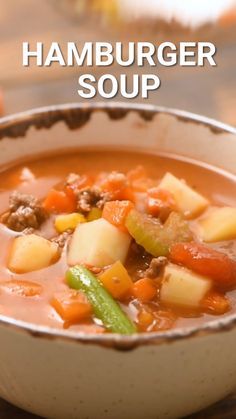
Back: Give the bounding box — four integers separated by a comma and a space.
0, 149, 235, 334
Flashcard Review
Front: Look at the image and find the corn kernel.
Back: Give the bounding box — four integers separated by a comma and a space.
55, 213, 86, 233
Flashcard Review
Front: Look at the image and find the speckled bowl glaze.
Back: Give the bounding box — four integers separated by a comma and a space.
0, 103, 236, 419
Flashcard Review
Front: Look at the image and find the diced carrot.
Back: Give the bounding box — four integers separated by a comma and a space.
64, 185, 77, 201
118, 186, 135, 202
98, 172, 126, 191
138, 310, 154, 328
43, 189, 76, 213
201, 291, 231, 315
127, 166, 147, 182
132, 278, 157, 302
98, 172, 127, 199
170, 242, 236, 288
147, 188, 176, 220
97, 172, 136, 201
99, 261, 133, 300
0, 280, 42, 297
51, 290, 92, 323
102, 200, 134, 231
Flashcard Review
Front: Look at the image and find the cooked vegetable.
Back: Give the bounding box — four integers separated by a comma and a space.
164, 212, 193, 243
67, 218, 131, 267
8, 234, 58, 273
132, 278, 157, 302
125, 210, 167, 256
170, 242, 236, 288
159, 173, 209, 217
118, 186, 135, 202
102, 200, 134, 231
160, 263, 212, 308
87, 207, 102, 222
0, 152, 236, 335
198, 207, 236, 242
147, 188, 176, 220
0, 280, 42, 297
98, 172, 135, 201
98, 171, 126, 198
66, 266, 137, 334
51, 290, 92, 323
99, 261, 133, 300
55, 213, 86, 233
201, 291, 230, 315
137, 310, 154, 328
125, 209, 192, 257
43, 189, 76, 213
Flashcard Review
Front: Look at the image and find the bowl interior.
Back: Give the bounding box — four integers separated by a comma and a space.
0, 102, 236, 345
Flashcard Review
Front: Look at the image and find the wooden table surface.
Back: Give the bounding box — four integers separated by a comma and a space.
0, 1, 236, 417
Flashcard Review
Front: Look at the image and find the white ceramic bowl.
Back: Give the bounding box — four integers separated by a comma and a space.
0, 103, 236, 419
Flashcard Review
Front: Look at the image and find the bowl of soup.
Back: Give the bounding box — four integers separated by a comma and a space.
0, 103, 236, 418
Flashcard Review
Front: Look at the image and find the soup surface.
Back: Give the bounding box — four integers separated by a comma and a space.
0, 149, 236, 334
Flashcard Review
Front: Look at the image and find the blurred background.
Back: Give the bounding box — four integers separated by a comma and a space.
0, 2, 236, 418
0, 0, 236, 125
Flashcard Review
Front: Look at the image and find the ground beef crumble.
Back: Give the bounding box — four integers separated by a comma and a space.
76, 187, 111, 213
140, 256, 168, 279
1, 191, 48, 232
51, 230, 72, 249
66, 171, 126, 214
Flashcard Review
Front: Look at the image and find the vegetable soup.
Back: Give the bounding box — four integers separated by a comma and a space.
0, 149, 235, 334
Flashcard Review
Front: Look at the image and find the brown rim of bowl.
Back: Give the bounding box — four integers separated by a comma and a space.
0, 102, 236, 139
0, 102, 236, 350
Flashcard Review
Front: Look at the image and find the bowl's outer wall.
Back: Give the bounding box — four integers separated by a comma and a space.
0, 105, 236, 418
0, 323, 236, 419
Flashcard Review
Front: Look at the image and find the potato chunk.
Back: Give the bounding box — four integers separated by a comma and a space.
159, 173, 209, 217
198, 207, 236, 242
160, 263, 212, 308
67, 218, 131, 267
8, 234, 59, 273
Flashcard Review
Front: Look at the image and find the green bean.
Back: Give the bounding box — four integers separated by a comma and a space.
66, 265, 137, 334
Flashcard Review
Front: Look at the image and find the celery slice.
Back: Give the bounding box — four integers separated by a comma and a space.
164, 212, 193, 244
125, 210, 192, 257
